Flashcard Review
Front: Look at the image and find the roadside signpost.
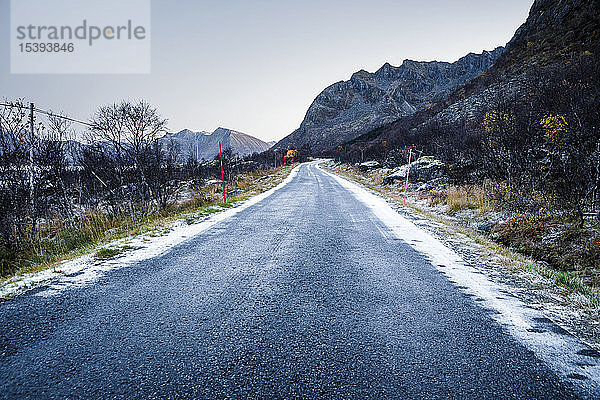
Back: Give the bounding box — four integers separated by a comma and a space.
403, 146, 413, 206
219, 141, 226, 203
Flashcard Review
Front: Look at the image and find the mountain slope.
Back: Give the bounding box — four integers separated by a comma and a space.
161, 127, 271, 161
274, 48, 503, 152
496, 0, 600, 73
352, 0, 600, 148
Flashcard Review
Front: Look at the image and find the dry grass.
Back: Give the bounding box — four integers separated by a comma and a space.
368, 169, 387, 185
446, 184, 495, 214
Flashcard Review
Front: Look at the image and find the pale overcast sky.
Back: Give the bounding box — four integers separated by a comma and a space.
0, 0, 533, 142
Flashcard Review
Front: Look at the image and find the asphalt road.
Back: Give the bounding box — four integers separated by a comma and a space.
0, 163, 582, 399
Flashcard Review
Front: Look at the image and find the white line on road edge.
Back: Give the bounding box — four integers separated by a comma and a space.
0, 165, 302, 299
319, 163, 600, 398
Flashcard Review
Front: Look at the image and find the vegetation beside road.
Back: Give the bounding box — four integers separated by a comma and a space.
0, 159, 293, 285
328, 163, 600, 307
319, 51, 600, 307
0, 98, 308, 283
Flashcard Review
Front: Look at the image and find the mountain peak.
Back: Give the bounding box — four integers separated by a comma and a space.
375, 62, 398, 77
378, 62, 393, 71
351, 69, 372, 80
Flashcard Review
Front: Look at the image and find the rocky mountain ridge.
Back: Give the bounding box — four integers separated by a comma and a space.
274, 47, 504, 152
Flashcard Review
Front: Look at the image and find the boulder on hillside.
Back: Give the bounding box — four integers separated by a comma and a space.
383, 156, 445, 184
357, 160, 381, 171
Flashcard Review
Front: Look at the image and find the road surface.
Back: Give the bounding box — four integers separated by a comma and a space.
0, 163, 586, 399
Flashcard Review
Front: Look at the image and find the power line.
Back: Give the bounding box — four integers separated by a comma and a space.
0, 102, 93, 127
34, 107, 93, 127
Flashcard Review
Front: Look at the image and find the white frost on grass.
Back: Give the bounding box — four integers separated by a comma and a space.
0, 166, 301, 299
320, 164, 600, 397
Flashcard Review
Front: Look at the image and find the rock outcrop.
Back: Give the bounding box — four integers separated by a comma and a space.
383, 156, 445, 184
358, 160, 381, 171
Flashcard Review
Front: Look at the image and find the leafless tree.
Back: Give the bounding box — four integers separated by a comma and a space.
88, 100, 169, 218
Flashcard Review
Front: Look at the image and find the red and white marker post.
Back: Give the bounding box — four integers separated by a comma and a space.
403, 147, 412, 206
219, 141, 226, 203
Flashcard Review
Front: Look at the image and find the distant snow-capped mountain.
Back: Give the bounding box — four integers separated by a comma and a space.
161, 127, 271, 161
